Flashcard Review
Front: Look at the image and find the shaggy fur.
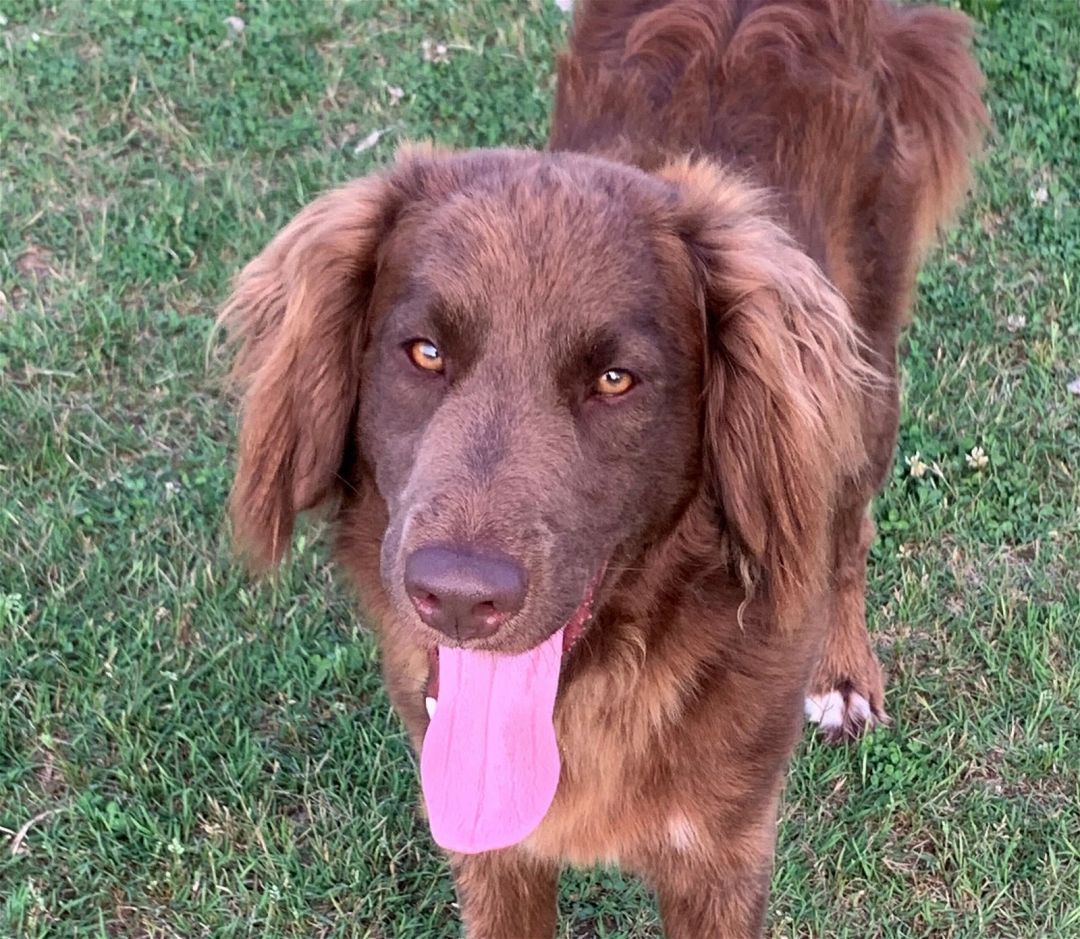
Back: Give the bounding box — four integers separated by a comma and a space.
220, 1, 986, 935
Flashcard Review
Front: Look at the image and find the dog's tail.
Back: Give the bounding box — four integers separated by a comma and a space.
551, 0, 738, 166
877, 3, 989, 258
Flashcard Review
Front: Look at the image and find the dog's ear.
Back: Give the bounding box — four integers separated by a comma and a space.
219, 153, 431, 569
658, 160, 872, 623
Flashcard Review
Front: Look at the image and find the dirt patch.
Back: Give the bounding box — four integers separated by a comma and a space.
16, 244, 58, 283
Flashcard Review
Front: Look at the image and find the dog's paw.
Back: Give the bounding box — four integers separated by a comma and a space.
805, 677, 887, 743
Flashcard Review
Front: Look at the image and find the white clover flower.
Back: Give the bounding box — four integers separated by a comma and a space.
421, 39, 449, 63
965, 446, 989, 470
905, 452, 929, 479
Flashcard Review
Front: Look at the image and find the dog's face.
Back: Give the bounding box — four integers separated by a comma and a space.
358, 156, 702, 653
223, 146, 867, 652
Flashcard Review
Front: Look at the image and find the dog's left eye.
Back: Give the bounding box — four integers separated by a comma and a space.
407, 339, 445, 373
595, 368, 635, 396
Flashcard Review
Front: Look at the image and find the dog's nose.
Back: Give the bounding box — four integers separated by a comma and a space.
404, 545, 528, 642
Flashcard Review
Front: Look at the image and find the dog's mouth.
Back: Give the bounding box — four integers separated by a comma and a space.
419, 569, 603, 855
422, 570, 601, 711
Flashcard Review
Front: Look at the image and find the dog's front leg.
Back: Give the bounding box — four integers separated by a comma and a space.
644, 827, 775, 939
652, 862, 771, 939
451, 848, 559, 939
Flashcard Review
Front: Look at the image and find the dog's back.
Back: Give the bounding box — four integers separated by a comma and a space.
553, 0, 987, 337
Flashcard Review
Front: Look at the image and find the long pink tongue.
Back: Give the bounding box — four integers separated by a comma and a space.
420, 628, 563, 854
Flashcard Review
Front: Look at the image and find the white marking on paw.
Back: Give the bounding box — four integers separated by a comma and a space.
806, 690, 878, 736
425, 696, 437, 720
804, 691, 845, 730
667, 812, 700, 853
847, 692, 872, 725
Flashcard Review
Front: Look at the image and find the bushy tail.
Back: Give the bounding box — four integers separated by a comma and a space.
879, 3, 989, 255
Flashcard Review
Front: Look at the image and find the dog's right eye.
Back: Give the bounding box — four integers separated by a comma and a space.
406, 339, 445, 374
594, 368, 635, 397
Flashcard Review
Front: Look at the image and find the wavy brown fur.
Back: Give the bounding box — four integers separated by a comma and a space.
220, 2, 986, 935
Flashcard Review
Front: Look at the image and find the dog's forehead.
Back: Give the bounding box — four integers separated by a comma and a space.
408, 162, 667, 336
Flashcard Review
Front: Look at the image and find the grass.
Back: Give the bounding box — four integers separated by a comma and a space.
0, 0, 1077, 936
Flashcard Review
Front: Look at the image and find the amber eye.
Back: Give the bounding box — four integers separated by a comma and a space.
595, 368, 635, 396
407, 339, 444, 373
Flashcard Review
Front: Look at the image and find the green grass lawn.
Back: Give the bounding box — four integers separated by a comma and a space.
1, 0, 1077, 936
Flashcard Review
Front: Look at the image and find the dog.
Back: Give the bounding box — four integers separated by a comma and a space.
220, 1, 986, 934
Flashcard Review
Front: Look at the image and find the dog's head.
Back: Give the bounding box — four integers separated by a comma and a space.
222, 146, 867, 652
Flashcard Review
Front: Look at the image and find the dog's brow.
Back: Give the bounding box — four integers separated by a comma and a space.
427, 297, 483, 361
569, 314, 664, 372
429, 298, 474, 334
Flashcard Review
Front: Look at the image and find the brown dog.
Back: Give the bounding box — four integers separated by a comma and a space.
220, 1, 986, 934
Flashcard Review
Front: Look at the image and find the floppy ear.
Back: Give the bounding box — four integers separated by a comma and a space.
218, 168, 409, 569
658, 160, 873, 623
